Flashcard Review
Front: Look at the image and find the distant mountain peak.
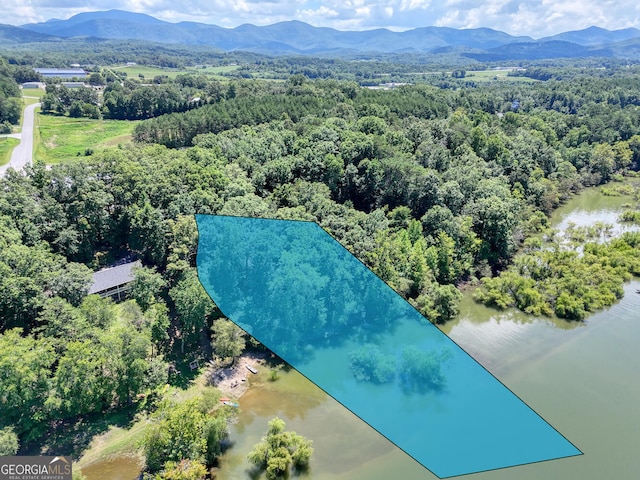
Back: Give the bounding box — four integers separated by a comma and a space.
21, 9, 167, 29
70, 9, 165, 21
13, 10, 640, 59
540, 26, 640, 45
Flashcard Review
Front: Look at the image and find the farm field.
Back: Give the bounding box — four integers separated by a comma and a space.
465, 69, 539, 82
107, 64, 239, 81
34, 112, 137, 164
21, 87, 46, 99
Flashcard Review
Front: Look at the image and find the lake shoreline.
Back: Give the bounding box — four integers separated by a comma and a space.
208, 350, 273, 399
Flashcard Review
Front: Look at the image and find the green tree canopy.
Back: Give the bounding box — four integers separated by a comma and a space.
0, 426, 19, 456
211, 318, 246, 364
247, 417, 314, 479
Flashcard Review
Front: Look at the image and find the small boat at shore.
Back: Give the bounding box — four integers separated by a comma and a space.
221, 400, 239, 407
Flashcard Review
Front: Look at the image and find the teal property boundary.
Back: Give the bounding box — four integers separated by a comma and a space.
195, 215, 581, 478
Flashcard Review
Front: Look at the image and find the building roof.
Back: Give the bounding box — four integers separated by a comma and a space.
34, 68, 87, 76
88, 261, 141, 294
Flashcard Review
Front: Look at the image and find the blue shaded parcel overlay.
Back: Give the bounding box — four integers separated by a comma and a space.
195, 215, 581, 478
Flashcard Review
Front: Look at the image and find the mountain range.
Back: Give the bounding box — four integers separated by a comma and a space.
1, 9, 640, 60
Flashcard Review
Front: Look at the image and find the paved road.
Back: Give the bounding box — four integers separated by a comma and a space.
0, 102, 40, 177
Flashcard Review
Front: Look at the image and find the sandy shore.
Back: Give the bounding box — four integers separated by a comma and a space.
207, 351, 271, 398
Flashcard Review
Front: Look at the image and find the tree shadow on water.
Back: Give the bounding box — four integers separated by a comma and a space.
398, 346, 452, 396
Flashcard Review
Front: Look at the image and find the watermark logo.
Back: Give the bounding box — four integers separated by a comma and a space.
0, 456, 72, 480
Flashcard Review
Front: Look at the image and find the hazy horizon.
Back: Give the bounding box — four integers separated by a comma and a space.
4, 1, 640, 39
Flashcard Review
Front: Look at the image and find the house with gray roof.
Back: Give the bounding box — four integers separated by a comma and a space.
21, 82, 45, 89
34, 68, 87, 78
88, 260, 140, 301
61, 82, 87, 89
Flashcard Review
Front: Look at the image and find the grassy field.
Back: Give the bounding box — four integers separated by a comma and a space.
75, 413, 147, 469
186, 65, 240, 79
465, 69, 538, 83
22, 88, 46, 100
34, 112, 137, 164
109, 64, 184, 80
0, 137, 19, 166
191, 65, 239, 74
107, 64, 239, 81
23, 95, 42, 107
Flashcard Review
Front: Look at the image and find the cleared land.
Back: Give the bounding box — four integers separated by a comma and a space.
108, 64, 239, 81
188, 65, 240, 80
0, 137, 20, 166
22, 88, 46, 100
465, 69, 538, 82
34, 113, 137, 164
75, 413, 147, 470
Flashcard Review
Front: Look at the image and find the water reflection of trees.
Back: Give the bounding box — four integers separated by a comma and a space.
197, 215, 403, 363
349, 344, 396, 384
348, 343, 452, 393
197, 215, 453, 397
399, 347, 452, 394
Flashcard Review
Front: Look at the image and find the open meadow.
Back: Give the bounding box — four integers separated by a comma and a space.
106, 64, 239, 81
464, 69, 539, 82
34, 112, 137, 164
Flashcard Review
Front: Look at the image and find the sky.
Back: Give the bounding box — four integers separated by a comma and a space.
4, 0, 640, 38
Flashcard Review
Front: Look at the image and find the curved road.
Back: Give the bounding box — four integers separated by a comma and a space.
0, 102, 40, 177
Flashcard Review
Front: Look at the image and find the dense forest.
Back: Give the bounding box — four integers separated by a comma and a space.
0, 59, 23, 131
1, 57, 640, 477
4, 37, 638, 85
40, 77, 213, 120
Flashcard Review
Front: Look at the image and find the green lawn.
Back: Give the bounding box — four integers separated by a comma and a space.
465, 69, 538, 83
22, 88, 46, 100
107, 64, 239, 81
0, 137, 19, 166
75, 414, 147, 469
109, 64, 185, 80
23, 95, 42, 107
185, 65, 240, 80
34, 112, 138, 164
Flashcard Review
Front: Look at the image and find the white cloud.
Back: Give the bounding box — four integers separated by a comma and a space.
400, 0, 430, 12
298, 5, 339, 23
1, 0, 640, 37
